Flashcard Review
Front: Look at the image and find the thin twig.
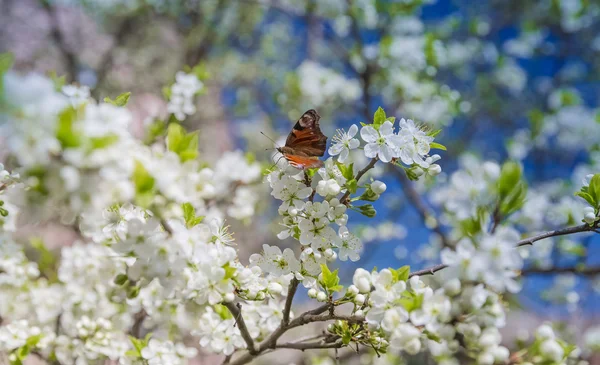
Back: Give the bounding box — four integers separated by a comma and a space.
160, 219, 174, 235
340, 158, 378, 205
409, 223, 598, 278
129, 309, 147, 338
521, 265, 600, 276
41, 1, 78, 82
224, 302, 258, 355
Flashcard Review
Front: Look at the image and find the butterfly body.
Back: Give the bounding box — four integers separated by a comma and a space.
277, 109, 327, 169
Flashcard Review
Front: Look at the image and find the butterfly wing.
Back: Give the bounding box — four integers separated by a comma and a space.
284, 154, 324, 169
284, 109, 327, 157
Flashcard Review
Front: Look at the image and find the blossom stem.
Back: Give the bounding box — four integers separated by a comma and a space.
409, 223, 598, 278
224, 302, 258, 355
340, 158, 378, 205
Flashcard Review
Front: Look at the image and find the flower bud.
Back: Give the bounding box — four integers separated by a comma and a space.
347, 285, 359, 296
354, 309, 364, 317
428, 164, 442, 176
443, 278, 461, 296
353, 268, 372, 293
354, 294, 366, 305
316, 291, 327, 302
540, 339, 564, 362
308, 288, 318, 298
536, 324, 555, 340
371, 181, 387, 194
268, 282, 283, 294
404, 338, 421, 355
223, 292, 235, 303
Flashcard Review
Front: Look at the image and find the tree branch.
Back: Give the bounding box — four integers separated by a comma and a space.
228, 304, 363, 365
409, 223, 597, 278
224, 302, 258, 355
41, 1, 78, 82
282, 278, 299, 325
276, 339, 343, 350
521, 265, 600, 276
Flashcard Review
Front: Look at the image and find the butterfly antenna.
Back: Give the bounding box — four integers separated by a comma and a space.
260, 131, 280, 148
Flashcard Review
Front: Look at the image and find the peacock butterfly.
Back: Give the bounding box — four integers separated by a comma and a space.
277, 109, 327, 169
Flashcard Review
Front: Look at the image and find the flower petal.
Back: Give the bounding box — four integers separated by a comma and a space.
364, 143, 379, 158
360, 126, 379, 143
348, 124, 358, 137
379, 120, 394, 136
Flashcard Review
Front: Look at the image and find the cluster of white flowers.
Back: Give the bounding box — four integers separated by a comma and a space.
167, 71, 203, 121
441, 227, 523, 293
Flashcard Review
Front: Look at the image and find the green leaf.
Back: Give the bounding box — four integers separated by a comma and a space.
48, 71, 66, 91
30, 237, 58, 283
320, 264, 342, 292
223, 262, 236, 280
182, 202, 204, 228
499, 181, 528, 216
56, 106, 83, 148
132, 161, 155, 208
575, 191, 596, 207
373, 107, 387, 128
429, 142, 447, 151
588, 174, 600, 208
342, 331, 352, 345
167, 123, 199, 162
498, 161, 522, 199
392, 265, 410, 282
89, 134, 119, 150
104, 92, 131, 107
346, 179, 358, 194
528, 109, 545, 138
0, 52, 14, 96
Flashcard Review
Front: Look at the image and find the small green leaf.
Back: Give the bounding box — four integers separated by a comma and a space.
499, 181, 528, 216
89, 134, 119, 150
498, 161, 522, 199
0, 52, 14, 96
373, 107, 387, 128
320, 264, 342, 292
182, 202, 204, 228
575, 191, 596, 207
393, 265, 410, 282
132, 161, 155, 208
588, 174, 600, 207
223, 262, 237, 280
429, 142, 447, 151
56, 106, 83, 148
104, 92, 131, 107
167, 123, 199, 162
346, 179, 358, 194
48, 71, 66, 91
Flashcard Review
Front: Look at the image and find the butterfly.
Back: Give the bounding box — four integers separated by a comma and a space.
277, 109, 328, 169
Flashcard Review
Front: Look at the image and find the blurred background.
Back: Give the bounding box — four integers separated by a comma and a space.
2, 0, 600, 363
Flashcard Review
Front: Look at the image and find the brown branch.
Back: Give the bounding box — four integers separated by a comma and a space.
228, 306, 363, 365
276, 339, 343, 350
41, 1, 78, 82
224, 302, 258, 355
392, 168, 452, 248
340, 158, 378, 205
521, 265, 600, 276
410, 223, 598, 278
129, 309, 147, 338
282, 278, 299, 325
